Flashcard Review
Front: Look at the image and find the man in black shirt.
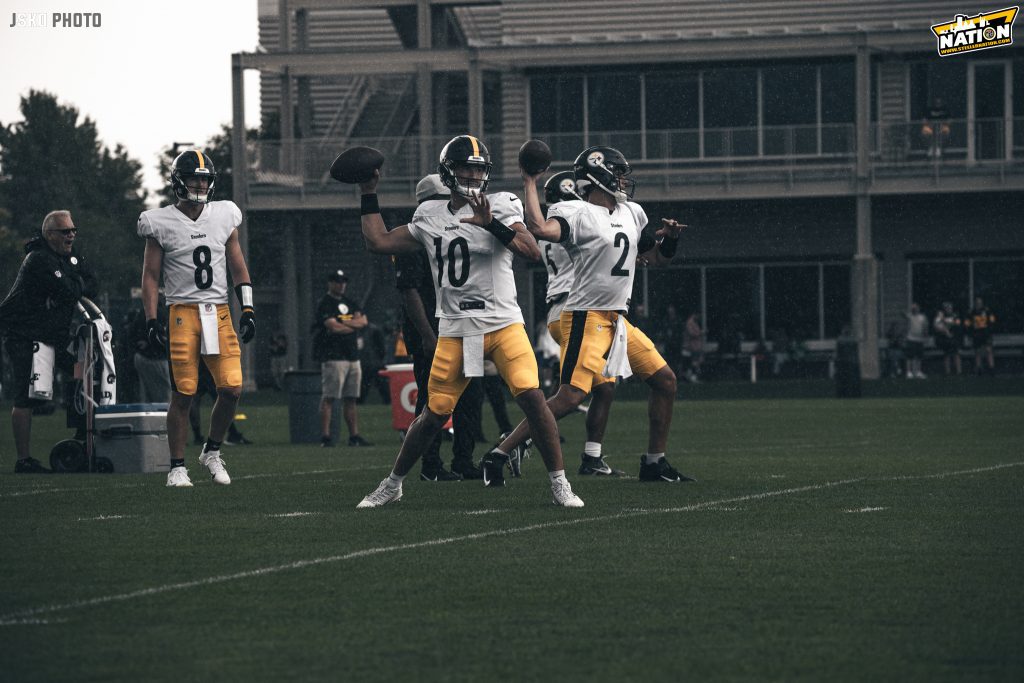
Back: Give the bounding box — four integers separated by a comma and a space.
313, 269, 372, 446
0, 210, 92, 473
394, 174, 484, 480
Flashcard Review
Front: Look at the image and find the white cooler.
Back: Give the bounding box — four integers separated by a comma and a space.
94, 403, 170, 473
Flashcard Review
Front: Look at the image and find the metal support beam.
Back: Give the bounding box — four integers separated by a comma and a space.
468, 57, 483, 135
418, 64, 434, 176
295, 221, 312, 368
282, 218, 299, 373
417, 0, 431, 49
852, 36, 879, 380
231, 55, 256, 391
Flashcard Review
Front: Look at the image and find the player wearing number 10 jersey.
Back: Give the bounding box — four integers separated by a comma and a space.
138, 150, 256, 488
355, 134, 583, 508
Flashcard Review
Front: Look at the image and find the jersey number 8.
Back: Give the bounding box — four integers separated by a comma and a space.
193, 246, 213, 290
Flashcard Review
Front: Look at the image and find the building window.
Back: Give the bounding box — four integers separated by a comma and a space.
703, 69, 758, 157
974, 260, 1024, 333
763, 65, 817, 156
822, 264, 852, 339
820, 62, 855, 154
645, 73, 700, 159
587, 74, 642, 159
530, 75, 584, 161
910, 258, 1023, 334
705, 266, 760, 344
764, 264, 819, 341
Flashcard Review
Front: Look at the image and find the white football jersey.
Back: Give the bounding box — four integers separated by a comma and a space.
541, 239, 574, 302
549, 200, 649, 312
406, 192, 525, 337
137, 201, 241, 305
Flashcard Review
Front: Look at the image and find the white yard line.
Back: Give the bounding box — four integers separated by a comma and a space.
0, 461, 1020, 626
267, 512, 320, 518
845, 507, 887, 513
77, 514, 136, 522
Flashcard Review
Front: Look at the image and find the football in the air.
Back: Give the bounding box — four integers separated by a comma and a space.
329, 146, 385, 184
518, 139, 552, 175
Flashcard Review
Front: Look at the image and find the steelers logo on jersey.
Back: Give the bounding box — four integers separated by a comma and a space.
338, 303, 350, 315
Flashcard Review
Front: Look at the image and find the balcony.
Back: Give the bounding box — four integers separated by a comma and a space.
245, 118, 1024, 209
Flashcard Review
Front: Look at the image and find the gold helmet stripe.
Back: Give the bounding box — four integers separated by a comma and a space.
194, 150, 205, 169
468, 136, 480, 158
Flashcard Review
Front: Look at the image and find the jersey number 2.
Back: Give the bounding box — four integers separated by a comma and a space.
433, 236, 470, 287
193, 246, 213, 289
611, 233, 630, 277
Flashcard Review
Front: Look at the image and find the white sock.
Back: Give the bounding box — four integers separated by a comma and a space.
388, 472, 405, 486
643, 453, 665, 465
548, 469, 566, 483
584, 441, 602, 457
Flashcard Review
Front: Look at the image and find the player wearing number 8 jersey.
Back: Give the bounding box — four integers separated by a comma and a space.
138, 150, 256, 488
355, 134, 583, 508
493, 145, 696, 483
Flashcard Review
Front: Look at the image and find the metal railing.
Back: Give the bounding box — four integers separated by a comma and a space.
246, 118, 1024, 192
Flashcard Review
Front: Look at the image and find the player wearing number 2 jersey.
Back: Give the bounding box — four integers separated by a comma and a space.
355, 135, 583, 508
139, 150, 256, 488
494, 145, 696, 483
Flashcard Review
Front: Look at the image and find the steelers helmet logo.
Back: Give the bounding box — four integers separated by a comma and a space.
559, 178, 576, 195
587, 151, 605, 168
338, 303, 350, 315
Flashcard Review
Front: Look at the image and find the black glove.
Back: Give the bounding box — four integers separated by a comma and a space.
239, 309, 256, 344
146, 318, 166, 352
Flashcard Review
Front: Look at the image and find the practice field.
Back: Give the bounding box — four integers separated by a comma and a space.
1, 395, 1022, 682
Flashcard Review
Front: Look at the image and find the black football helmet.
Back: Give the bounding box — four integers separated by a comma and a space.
573, 145, 635, 203
438, 135, 491, 198
544, 170, 583, 205
171, 150, 217, 204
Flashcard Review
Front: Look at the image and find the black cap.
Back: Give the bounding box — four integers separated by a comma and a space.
327, 269, 349, 283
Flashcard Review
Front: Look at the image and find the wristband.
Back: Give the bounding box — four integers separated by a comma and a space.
658, 235, 679, 259
360, 193, 380, 216
484, 218, 516, 246
234, 283, 254, 311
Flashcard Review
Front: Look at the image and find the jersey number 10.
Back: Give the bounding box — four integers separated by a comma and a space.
433, 236, 470, 288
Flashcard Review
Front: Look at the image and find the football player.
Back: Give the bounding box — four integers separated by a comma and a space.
520, 170, 623, 477
490, 146, 695, 483
139, 150, 256, 487
355, 135, 583, 508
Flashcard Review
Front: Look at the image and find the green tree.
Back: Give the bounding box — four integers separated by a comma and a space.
0, 90, 147, 297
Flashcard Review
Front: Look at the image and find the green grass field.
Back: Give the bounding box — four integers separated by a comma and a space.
1, 394, 1022, 682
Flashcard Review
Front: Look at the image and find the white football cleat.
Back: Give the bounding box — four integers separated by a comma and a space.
551, 477, 584, 508
199, 449, 231, 485
357, 478, 403, 509
166, 466, 193, 488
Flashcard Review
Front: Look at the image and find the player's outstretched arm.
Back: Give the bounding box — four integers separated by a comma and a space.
521, 169, 564, 242
639, 218, 686, 266
459, 190, 540, 261
358, 170, 421, 254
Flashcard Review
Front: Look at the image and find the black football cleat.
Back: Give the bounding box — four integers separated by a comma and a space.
481, 450, 508, 487
420, 466, 463, 482
14, 457, 51, 474
638, 456, 696, 483
578, 454, 624, 476
451, 460, 483, 480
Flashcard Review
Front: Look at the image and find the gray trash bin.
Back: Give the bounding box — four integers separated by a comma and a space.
285, 370, 340, 444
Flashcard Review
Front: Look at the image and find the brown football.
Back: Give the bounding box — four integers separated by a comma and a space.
518, 139, 553, 175
329, 146, 385, 184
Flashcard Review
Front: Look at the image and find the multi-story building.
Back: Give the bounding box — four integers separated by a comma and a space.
230, 0, 1024, 383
